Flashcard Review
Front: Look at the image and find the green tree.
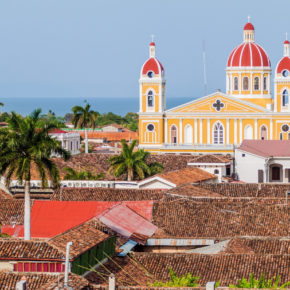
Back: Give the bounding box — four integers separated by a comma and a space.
0, 109, 70, 240
72, 102, 98, 154
108, 139, 163, 181
150, 267, 200, 287
229, 273, 290, 289
63, 167, 104, 180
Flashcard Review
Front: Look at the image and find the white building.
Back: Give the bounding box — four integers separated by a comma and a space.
187, 155, 231, 182
235, 140, 290, 183
49, 129, 80, 155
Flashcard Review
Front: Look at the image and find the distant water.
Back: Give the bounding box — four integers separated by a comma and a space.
0, 97, 195, 116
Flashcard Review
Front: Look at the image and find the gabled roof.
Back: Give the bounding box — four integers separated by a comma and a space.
97, 203, 157, 243
155, 167, 217, 186
238, 140, 290, 157
166, 91, 267, 113
189, 154, 231, 164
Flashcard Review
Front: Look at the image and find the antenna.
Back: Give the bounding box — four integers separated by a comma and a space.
202, 40, 207, 96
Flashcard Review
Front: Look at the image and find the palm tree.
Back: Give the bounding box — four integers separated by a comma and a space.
72, 102, 98, 154
0, 109, 70, 240
108, 139, 163, 181
0, 102, 4, 115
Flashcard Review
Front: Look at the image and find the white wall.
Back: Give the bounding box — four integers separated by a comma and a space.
235, 149, 266, 183
139, 179, 173, 189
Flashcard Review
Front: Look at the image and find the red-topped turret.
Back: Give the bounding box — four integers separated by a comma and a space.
244, 22, 254, 31
275, 36, 290, 74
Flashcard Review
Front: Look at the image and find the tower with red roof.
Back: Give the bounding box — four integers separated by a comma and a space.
274, 37, 290, 112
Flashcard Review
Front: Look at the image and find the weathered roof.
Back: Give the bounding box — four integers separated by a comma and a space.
189, 155, 231, 164
155, 167, 217, 186
97, 203, 157, 243
87, 252, 290, 287
167, 184, 221, 198
238, 140, 290, 157
0, 189, 12, 199
0, 200, 26, 225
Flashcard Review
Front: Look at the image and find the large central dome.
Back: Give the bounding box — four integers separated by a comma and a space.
227, 22, 271, 68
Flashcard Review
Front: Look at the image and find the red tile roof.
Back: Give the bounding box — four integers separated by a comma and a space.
78, 131, 138, 141
239, 140, 290, 157
156, 167, 217, 186
190, 155, 230, 164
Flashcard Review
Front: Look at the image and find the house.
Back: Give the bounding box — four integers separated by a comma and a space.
235, 140, 290, 183
49, 129, 80, 155
188, 155, 231, 182
138, 167, 218, 189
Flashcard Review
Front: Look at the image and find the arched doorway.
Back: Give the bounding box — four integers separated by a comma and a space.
184, 125, 193, 144
170, 125, 177, 144
269, 164, 283, 182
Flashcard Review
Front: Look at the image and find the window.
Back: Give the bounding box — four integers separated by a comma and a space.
288, 133, 290, 140
147, 124, 154, 131
280, 133, 283, 140
282, 89, 288, 107
184, 125, 193, 144
147, 71, 154, 78
242, 153, 246, 157
243, 77, 249, 90
272, 166, 280, 181
234, 77, 238, 91
214, 169, 219, 174
254, 77, 260, 90
263, 76, 267, 90
260, 125, 267, 140
245, 125, 253, 139
282, 70, 289, 77
147, 90, 154, 107
282, 124, 289, 132
170, 125, 177, 144
228, 76, 231, 90
213, 122, 224, 144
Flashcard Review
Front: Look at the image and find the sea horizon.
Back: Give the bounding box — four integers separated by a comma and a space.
0, 96, 196, 117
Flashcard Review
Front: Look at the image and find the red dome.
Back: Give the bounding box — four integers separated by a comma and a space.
276, 57, 290, 73
150, 42, 155, 46
227, 42, 270, 67
284, 40, 290, 44
244, 22, 254, 30
142, 57, 164, 75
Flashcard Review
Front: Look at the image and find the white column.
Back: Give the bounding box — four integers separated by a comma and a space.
234, 119, 237, 145
199, 118, 203, 144
226, 119, 230, 144
254, 119, 258, 139
239, 119, 243, 144
164, 118, 168, 144
270, 119, 273, 140
179, 118, 183, 144
194, 118, 198, 144
207, 119, 210, 144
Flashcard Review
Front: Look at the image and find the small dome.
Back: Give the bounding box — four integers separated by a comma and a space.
244, 22, 254, 31
141, 58, 164, 75
284, 40, 290, 44
150, 42, 155, 46
227, 42, 270, 67
276, 57, 290, 74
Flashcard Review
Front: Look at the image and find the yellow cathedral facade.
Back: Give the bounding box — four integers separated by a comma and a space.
138, 20, 290, 154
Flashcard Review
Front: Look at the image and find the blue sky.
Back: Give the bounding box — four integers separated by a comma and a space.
0, 0, 289, 100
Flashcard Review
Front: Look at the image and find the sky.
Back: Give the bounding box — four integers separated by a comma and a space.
0, 0, 289, 100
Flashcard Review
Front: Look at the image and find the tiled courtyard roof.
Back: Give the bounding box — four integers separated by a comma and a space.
0, 272, 90, 289
51, 187, 163, 201
152, 198, 289, 238
87, 252, 290, 287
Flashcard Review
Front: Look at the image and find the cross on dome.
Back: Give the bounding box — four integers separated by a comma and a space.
248, 15, 251, 23
151, 34, 155, 42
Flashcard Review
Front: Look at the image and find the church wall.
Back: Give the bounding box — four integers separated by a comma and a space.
141, 84, 160, 113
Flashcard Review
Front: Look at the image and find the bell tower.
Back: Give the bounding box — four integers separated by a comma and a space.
138, 40, 166, 148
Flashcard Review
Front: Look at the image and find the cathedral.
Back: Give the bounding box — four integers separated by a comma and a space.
138, 20, 290, 154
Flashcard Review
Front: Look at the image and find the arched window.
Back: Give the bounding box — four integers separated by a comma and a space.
245, 125, 253, 139
263, 76, 267, 90
243, 77, 249, 91
213, 122, 224, 144
170, 125, 177, 144
282, 89, 288, 107
184, 124, 193, 144
260, 125, 267, 140
234, 77, 238, 91
254, 77, 260, 91
147, 90, 154, 107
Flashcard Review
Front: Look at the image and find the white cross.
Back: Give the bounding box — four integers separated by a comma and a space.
248, 15, 251, 23
151, 34, 155, 42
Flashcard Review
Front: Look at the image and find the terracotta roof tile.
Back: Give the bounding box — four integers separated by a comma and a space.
190, 155, 231, 164
156, 168, 217, 186
0, 200, 26, 226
